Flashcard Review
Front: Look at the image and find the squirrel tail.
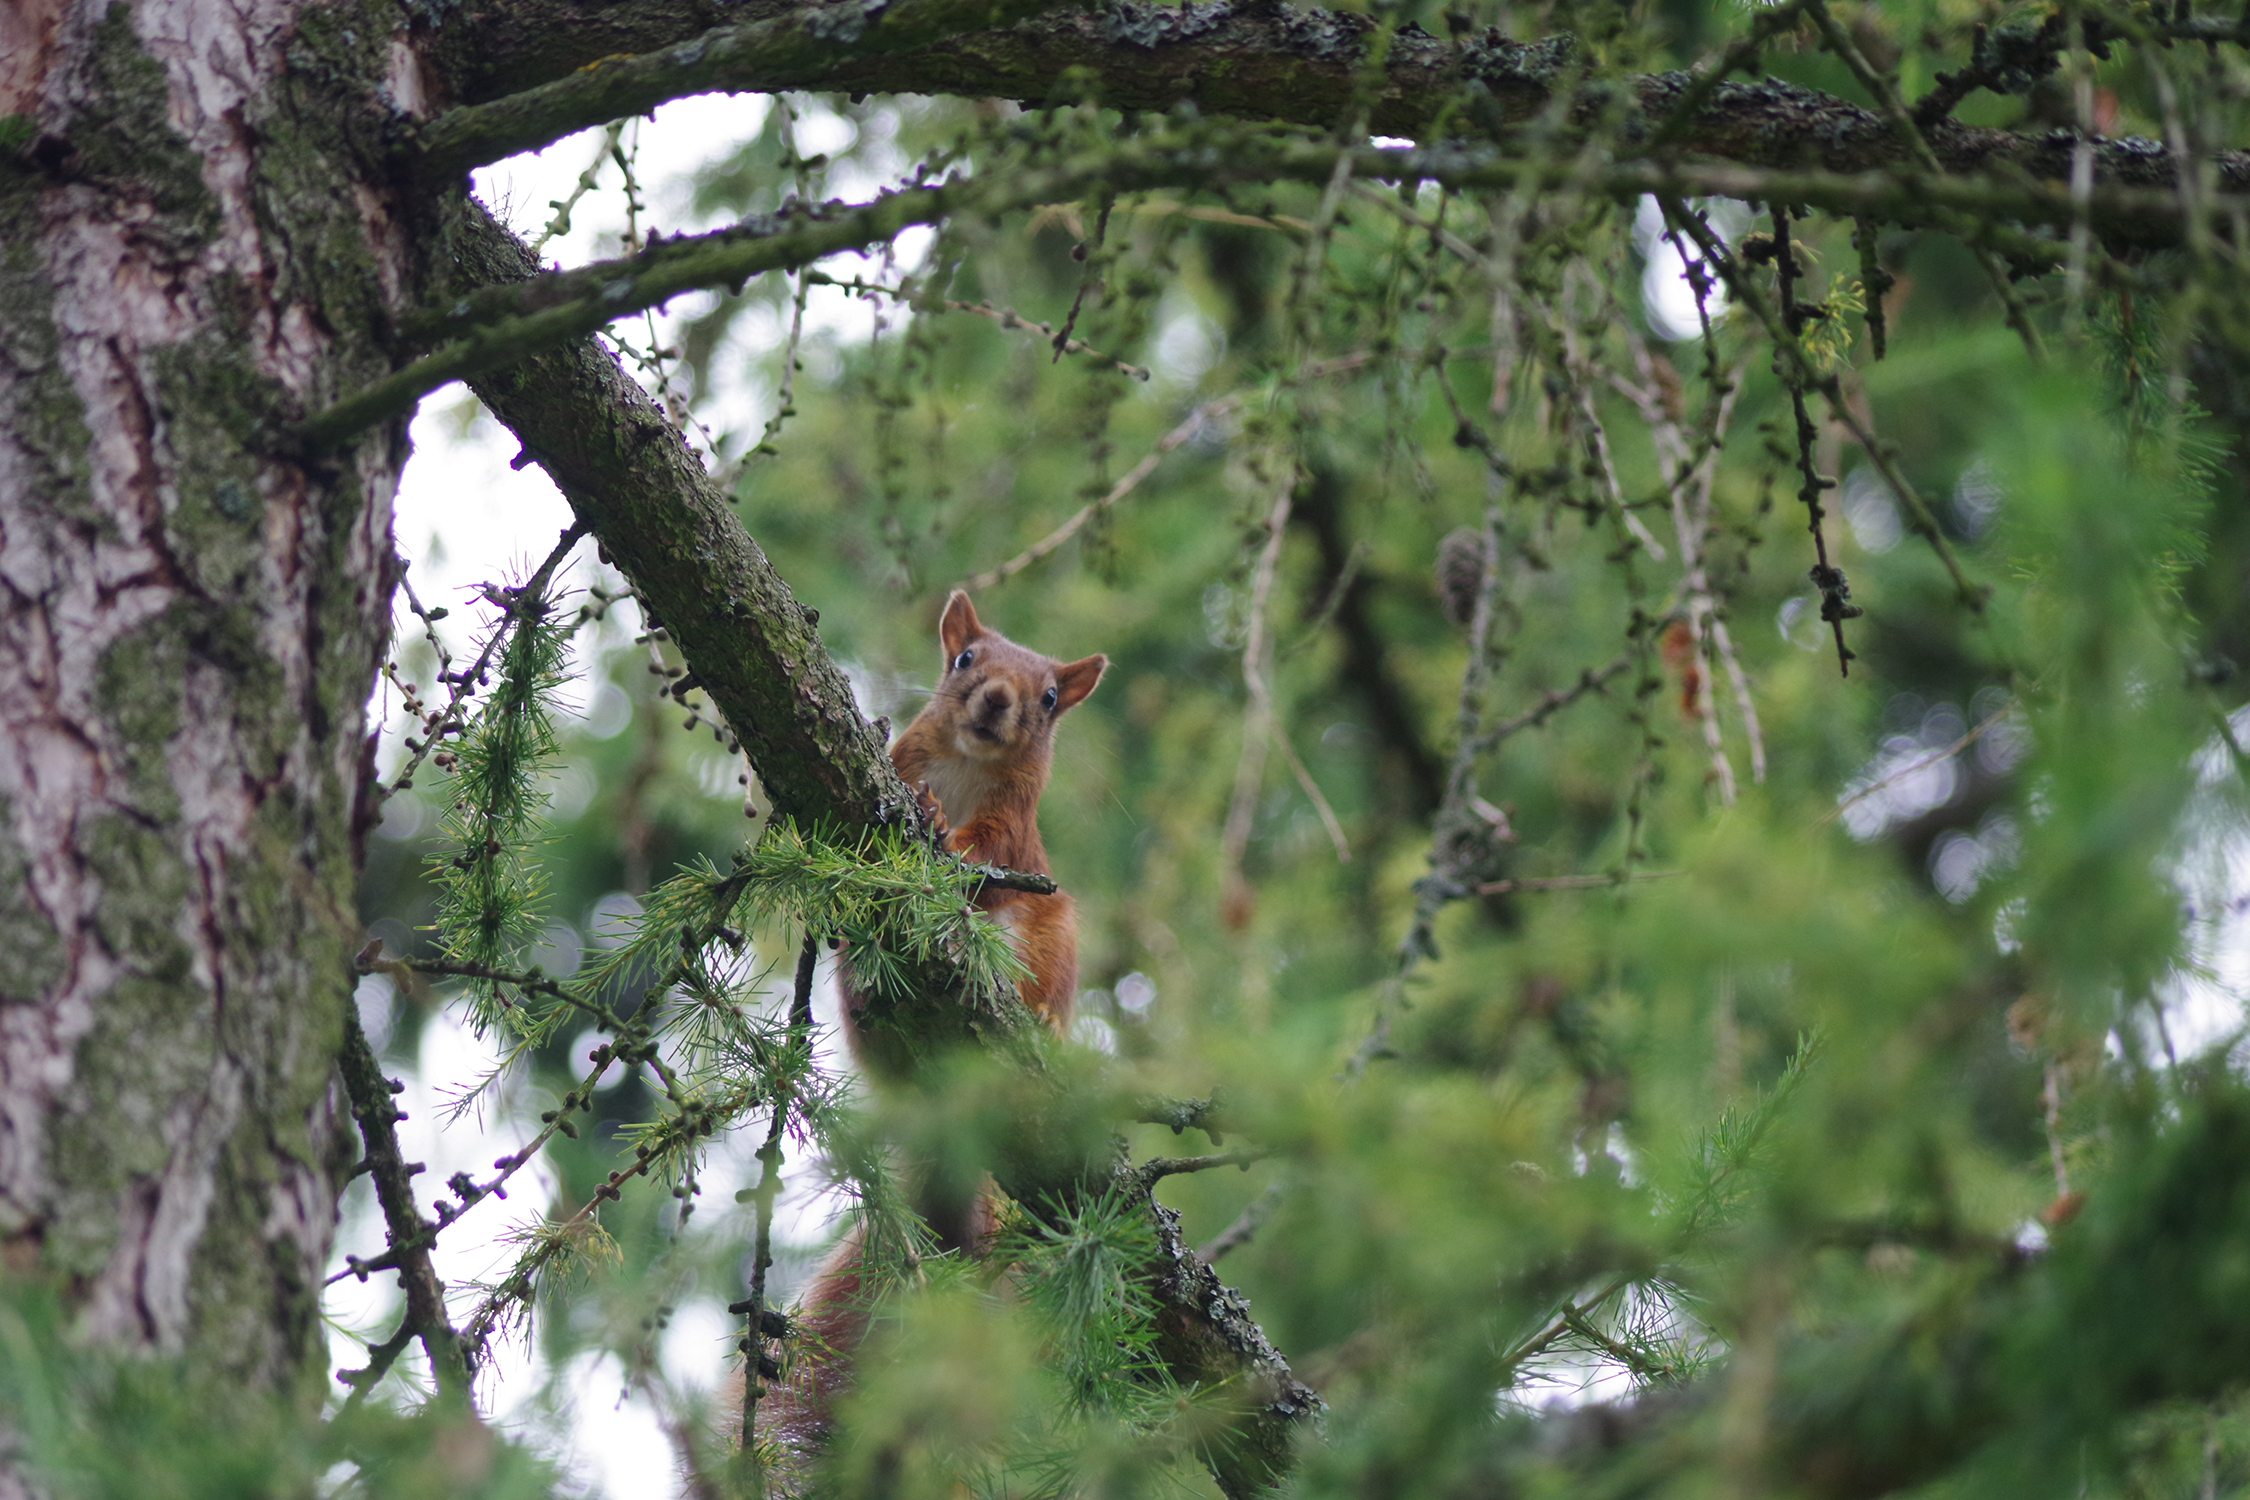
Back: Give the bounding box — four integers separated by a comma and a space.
753, 1224, 872, 1462
741, 1184, 1005, 1474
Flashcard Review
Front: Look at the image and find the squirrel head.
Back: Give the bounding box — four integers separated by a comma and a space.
927, 590, 1106, 770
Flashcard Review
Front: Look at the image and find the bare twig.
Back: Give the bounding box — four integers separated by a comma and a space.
1482, 655, 1636, 750
1220, 484, 1303, 919
1475, 871, 1682, 896
335, 1006, 472, 1406
956, 351, 1379, 595
1662, 201, 1987, 620
1136, 1094, 1227, 1141
964, 861, 1061, 896
1799, 0, 2042, 353
1199, 1181, 1287, 1265
740, 932, 819, 1454
1139, 1147, 1274, 1186
1823, 705, 2011, 825
806, 270, 1151, 379
383, 522, 589, 801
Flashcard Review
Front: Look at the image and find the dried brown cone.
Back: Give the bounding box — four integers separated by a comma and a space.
1435, 526, 1489, 627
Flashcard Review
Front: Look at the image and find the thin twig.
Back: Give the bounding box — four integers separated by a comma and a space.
963, 861, 1061, 896
1138, 1147, 1273, 1186
954, 351, 1378, 594
1475, 871, 1683, 896
1800, 0, 2043, 353
1663, 200, 1988, 630
1220, 484, 1301, 918
807, 271, 1150, 379
740, 933, 819, 1454
1350, 494, 1510, 1076
1823, 705, 2011, 825
335, 1006, 472, 1406
1199, 1181, 1286, 1265
383, 523, 589, 801
1135, 1094, 1226, 1141
1481, 655, 1635, 751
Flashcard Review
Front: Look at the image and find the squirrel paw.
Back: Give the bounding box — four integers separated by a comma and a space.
913, 781, 952, 843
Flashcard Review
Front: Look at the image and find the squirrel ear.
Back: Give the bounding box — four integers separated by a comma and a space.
939, 591, 983, 660
1052, 654, 1107, 713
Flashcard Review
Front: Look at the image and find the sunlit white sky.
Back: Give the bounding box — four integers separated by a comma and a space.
341, 91, 2250, 1495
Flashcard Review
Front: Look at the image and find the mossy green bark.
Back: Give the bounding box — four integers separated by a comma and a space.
1, 0, 409, 1406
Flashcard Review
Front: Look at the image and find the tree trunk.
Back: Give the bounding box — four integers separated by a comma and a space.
0, 0, 411, 1410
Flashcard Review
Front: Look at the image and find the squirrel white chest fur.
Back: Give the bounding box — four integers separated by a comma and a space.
916, 751, 998, 830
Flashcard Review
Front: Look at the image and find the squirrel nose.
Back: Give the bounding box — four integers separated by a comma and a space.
972, 683, 1014, 723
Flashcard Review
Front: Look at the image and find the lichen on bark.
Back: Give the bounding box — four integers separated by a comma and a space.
0, 0, 416, 1404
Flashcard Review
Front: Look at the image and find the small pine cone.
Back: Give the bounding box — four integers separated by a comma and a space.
1435, 526, 1490, 627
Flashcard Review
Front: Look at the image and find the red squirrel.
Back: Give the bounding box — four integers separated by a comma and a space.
843, 588, 1106, 1044
759, 590, 1105, 1457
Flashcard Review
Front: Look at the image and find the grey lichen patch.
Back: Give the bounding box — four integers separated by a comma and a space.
1100, 1, 1256, 51
0, 797, 68, 1003
149, 334, 283, 601
67, 6, 219, 240
1268, 4, 1390, 62
0, 172, 103, 534
1458, 30, 1577, 89
94, 613, 191, 823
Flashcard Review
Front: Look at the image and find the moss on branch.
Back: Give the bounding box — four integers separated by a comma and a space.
418, 0, 1089, 177
419, 0, 2248, 221
438, 200, 906, 832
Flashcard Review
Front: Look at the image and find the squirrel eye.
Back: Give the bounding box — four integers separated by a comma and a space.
1042, 686, 1059, 712
951, 649, 975, 672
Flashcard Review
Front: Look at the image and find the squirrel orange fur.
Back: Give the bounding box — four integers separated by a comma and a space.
755, 590, 1106, 1462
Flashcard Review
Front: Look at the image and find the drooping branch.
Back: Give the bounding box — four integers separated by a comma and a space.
305, 133, 2229, 449
436, 197, 1321, 1497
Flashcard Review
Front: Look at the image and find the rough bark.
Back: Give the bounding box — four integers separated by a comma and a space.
0, 0, 417, 1409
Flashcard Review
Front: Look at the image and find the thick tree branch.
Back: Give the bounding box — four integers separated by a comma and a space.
436, 198, 1320, 1496
420, 0, 2247, 221
419, 0, 1082, 177
432, 203, 909, 832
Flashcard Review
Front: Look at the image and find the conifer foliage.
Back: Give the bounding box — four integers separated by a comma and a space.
10, 1, 2250, 1499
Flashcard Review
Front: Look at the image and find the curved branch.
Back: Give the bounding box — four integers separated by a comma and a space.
304, 134, 2226, 448
440, 203, 910, 832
